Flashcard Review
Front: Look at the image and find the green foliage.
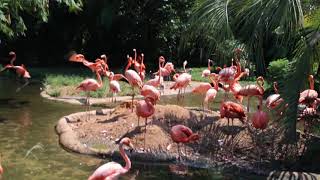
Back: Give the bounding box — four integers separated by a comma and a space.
267, 58, 290, 82
0, 0, 82, 39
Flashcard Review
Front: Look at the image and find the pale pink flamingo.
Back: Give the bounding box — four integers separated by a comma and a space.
170, 125, 200, 159
125, 56, 143, 112
135, 97, 156, 148
204, 76, 219, 110
138, 53, 146, 81
202, 59, 213, 77
88, 137, 134, 180
170, 61, 192, 100
76, 65, 103, 120
299, 75, 318, 107
140, 85, 160, 103
251, 105, 269, 130
146, 56, 164, 93
108, 72, 128, 102
265, 82, 284, 110
234, 76, 264, 112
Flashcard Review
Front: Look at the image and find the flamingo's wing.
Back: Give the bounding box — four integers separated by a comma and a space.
89, 162, 123, 180
226, 102, 245, 117
180, 126, 193, 137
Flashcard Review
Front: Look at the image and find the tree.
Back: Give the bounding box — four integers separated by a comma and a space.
184, 0, 320, 142
0, 0, 82, 39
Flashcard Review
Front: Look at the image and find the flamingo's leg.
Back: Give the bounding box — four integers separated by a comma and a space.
247, 97, 251, 112
131, 87, 134, 112
144, 118, 147, 150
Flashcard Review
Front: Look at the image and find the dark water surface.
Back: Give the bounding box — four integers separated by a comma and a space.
0, 78, 265, 179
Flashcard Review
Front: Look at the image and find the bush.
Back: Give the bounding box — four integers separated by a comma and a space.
267, 58, 290, 81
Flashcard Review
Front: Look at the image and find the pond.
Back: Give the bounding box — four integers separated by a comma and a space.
0, 78, 266, 179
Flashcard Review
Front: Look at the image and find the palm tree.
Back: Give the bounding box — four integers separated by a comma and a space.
182, 0, 320, 142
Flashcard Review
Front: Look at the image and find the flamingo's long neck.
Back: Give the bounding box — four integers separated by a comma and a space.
125, 56, 131, 71
96, 71, 103, 88
119, 143, 131, 172
309, 76, 314, 90
257, 77, 264, 92
209, 76, 218, 91
10, 55, 16, 65
273, 82, 279, 94
207, 59, 211, 70
158, 59, 162, 84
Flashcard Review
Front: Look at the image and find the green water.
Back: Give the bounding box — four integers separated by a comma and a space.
0, 78, 265, 180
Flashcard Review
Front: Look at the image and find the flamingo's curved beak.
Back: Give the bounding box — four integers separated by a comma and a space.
128, 142, 134, 153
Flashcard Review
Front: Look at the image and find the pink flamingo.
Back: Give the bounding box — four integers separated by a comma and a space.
220, 95, 246, 126
76, 65, 103, 120
299, 75, 318, 107
153, 57, 175, 80
125, 56, 143, 112
251, 105, 269, 130
202, 59, 213, 77
88, 137, 134, 180
69, 54, 102, 73
234, 76, 264, 112
146, 56, 164, 87
140, 85, 160, 103
108, 72, 128, 103
170, 61, 192, 100
170, 125, 200, 159
265, 82, 284, 110
204, 76, 219, 110
135, 97, 156, 148
138, 53, 146, 81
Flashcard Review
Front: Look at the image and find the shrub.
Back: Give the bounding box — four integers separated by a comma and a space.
267, 58, 290, 81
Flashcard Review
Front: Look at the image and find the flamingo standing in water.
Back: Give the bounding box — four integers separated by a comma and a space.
204, 76, 219, 110
251, 105, 269, 130
234, 76, 264, 112
170, 125, 200, 159
108, 72, 128, 103
0, 52, 31, 91
146, 56, 163, 88
135, 97, 156, 148
76, 65, 104, 120
125, 55, 143, 112
88, 137, 134, 180
170, 61, 192, 100
202, 59, 213, 77
299, 75, 318, 107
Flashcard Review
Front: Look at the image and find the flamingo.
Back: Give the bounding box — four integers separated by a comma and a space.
170, 61, 192, 100
170, 125, 200, 160
76, 65, 104, 120
108, 72, 127, 103
220, 95, 246, 126
140, 85, 160, 103
265, 82, 284, 110
299, 75, 318, 107
202, 59, 213, 78
234, 76, 264, 112
138, 53, 146, 81
1, 52, 31, 92
251, 105, 269, 130
125, 55, 143, 112
69, 54, 101, 73
204, 76, 219, 110
153, 57, 175, 80
88, 137, 134, 180
146, 56, 164, 94
135, 97, 156, 148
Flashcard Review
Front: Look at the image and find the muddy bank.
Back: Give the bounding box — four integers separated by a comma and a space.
42, 81, 204, 105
